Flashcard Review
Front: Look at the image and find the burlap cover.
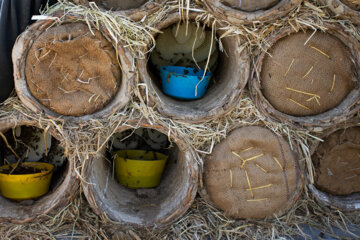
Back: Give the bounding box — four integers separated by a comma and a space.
204, 126, 301, 219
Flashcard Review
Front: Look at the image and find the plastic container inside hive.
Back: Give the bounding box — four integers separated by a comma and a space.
83, 124, 198, 227
0, 122, 76, 223
139, 12, 250, 123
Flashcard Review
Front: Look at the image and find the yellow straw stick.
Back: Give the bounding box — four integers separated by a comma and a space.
241, 147, 254, 153
302, 66, 314, 79
306, 96, 321, 106
288, 98, 311, 110
229, 169, 233, 188
256, 163, 268, 173
285, 87, 320, 98
241, 153, 264, 168
273, 157, 284, 170
246, 198, 268, 202
245, 170, 254, 198
246, 184, 272, 191
310, 46, 330, 58
330, 74, 336, 92
284, 58, 295, 77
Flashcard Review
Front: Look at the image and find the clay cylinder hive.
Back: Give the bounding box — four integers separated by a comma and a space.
82, 121, 198, 227
309, 125, 360, 211
72, 0, 162, 21
0, 117, 78, 223
325, 0, 360, 24
12, 15, 132, 121
201, 126, 303, 219
202, 0, 302, 24
250, 23, 360, 130
138, 11, 250, 123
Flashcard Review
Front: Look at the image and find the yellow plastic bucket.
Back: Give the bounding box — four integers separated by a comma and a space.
0, 162, 54, 201
114, 150, 168, 189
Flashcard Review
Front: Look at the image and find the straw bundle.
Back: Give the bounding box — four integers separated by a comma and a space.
72, 0, 163, 21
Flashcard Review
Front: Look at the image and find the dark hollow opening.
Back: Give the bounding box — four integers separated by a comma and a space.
147, 21, 222, 102
88, 127, 192, 225
0, 125, 68, 205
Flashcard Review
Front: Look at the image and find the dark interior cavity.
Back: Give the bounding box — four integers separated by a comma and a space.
144, 20, 246, 122
88, 127, 193, 226
0, 126, 68, 204
148, 22, 220, 101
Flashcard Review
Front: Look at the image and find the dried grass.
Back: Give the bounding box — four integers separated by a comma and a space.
0, 0, 359, 239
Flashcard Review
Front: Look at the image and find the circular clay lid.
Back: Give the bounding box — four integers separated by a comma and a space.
313, 127, 360, 196
25, 22, 121, 117
261, 31, 356, 117
204, 126, 301, 219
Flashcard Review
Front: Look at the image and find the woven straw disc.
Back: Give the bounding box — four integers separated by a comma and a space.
204, 126, 301, 219
313, 127, 360, 196
25, 22, 120, 117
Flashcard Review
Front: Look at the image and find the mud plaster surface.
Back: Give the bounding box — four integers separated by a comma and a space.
261, 31, 356, 116
204, 126, 299, 219
25, 23, 120, 116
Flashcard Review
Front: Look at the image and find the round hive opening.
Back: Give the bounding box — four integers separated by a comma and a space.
341, 0, 360, 10
141, 14, 249, 122
312, 127, 360, 196
0, 123, 75, 223
221, 0, 281, 11
84, 125, 198, 227
93, 0, 148, 10
203, 126, 302, 219
148, 21, 220, 99
24, 22, 120, 117
261, 31, 356, 117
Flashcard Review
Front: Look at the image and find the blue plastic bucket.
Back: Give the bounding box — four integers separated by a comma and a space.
160, 66, 212, 100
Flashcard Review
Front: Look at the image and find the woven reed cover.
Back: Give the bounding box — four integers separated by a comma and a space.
25, 23, 120, 117
341, 0, 360, 10
313, 127, 360, 196
261, 31, 356, 116
222, 0, 280, 11
204, 126, 300, 219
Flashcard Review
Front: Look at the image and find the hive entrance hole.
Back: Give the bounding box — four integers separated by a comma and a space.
0, 125, 68, 204
91, 127, 189, 225
148, 20, 225, 101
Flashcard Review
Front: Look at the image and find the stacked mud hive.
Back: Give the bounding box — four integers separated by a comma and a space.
0, 0, 359, 238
